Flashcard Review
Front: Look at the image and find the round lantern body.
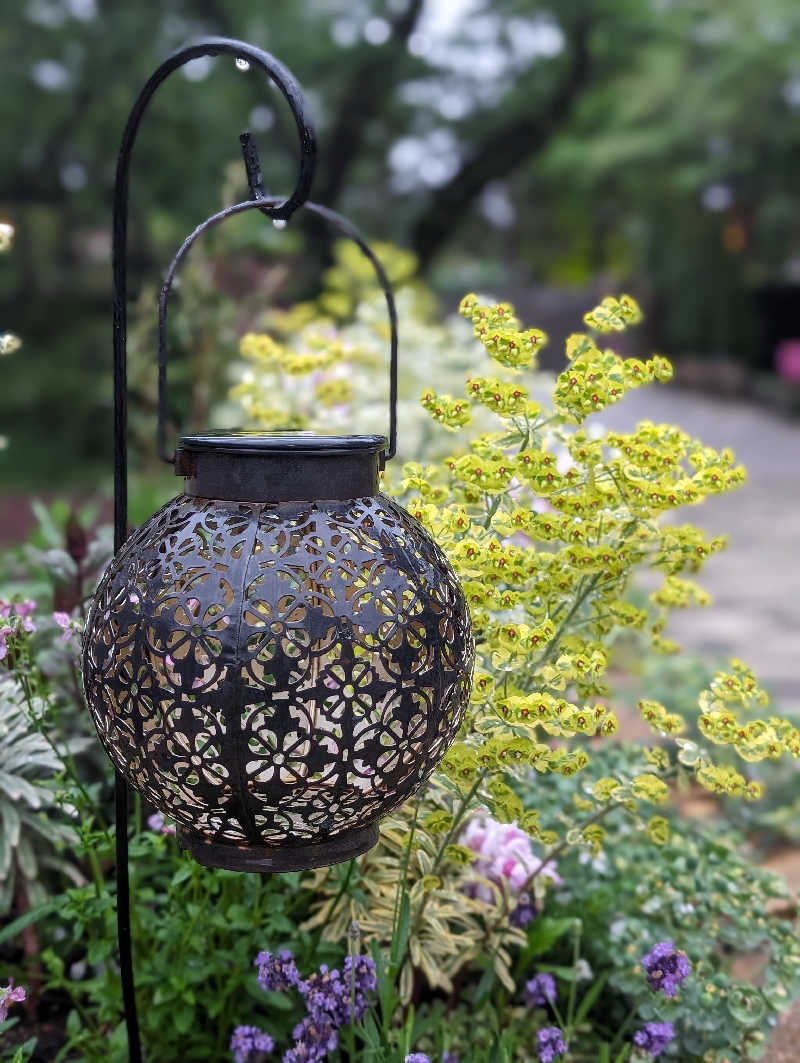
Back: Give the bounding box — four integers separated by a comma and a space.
83, 433, 473, 871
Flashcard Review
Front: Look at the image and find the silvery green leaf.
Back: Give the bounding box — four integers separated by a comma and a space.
676, 739, 700, 766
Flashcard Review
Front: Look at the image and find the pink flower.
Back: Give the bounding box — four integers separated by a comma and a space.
0, 600, 36, 635
147, 812, 176, 836
13, 600, 36, 633
0, 980, 26, 1022
460, 813, 561, 902
775, 339, 800, 382
53, 611, 75, 642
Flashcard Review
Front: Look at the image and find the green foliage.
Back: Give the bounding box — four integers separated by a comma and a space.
1, 269, 798, 1061
40, 835, 320, 1063
226, 267, 796, 1060
9, 0, 800, 486
405, 764, 800, 1061
0, 662, 82, 913
229, 242, 486, 465
516, 746, 800, 1062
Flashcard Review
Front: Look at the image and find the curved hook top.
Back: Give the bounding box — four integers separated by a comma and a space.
113, 37, 316, 232
112, 36, 317, 552
108, 42, 317, 1063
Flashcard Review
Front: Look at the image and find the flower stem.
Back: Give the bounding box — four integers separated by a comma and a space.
566, 918, 582, 1034
516, 800, 624, 899
410, 771, 488, 937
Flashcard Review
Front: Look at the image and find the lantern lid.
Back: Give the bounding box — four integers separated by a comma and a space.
177, 430, 387, 457
175, 430, 388, 502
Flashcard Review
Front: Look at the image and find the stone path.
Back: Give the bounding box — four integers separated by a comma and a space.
598, 388, 799, 1062
598, 387, 799, 713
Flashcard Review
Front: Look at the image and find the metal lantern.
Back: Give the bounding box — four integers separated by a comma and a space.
83, 37, 474, 880
84, 432, 473, 871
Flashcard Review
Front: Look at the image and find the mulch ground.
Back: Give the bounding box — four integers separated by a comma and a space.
765, 1004, 800, 1062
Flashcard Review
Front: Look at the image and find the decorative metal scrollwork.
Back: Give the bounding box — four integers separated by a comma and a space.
84, 493, 473, 869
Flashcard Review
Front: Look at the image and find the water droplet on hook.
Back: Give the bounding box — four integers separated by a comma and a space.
235, 58, 251, 72
273, 219, 287, 230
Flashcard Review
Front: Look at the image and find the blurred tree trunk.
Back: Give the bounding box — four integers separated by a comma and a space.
313, 0, 424, 207
297, 0, 424, 294
410, 16, 595, 270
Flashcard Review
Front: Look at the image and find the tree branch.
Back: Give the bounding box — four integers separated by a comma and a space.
410, 15, 595, 270
312, 0, 424, 208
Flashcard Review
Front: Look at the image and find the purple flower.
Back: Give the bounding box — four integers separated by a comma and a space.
254, 950, 303, 993
342, 954, 377, 1022
0, 600, 38, 659
147, 812, 176, 836
633, 1021, 675, 1058
526, 973, 557, 1008
0, 980, 26, 1022
285, 1015, 338, 1062
248, 951, 376, 1062
405, 1056, 431, 1063
300, 955, 377, 1027
301, 964, 346, 1025
344, 954, 377, 994
443, 1053, 459, 1063
511, 893, 537, 927
537, 1026, 567, 1062
641, 941, 691, 999
230, 1025, 274, 1062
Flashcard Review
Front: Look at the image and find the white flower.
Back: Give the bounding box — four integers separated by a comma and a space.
0, 334, 22, 356
609, 918, 627, 941
574, 959, 593, 981
0, 224, 14, 252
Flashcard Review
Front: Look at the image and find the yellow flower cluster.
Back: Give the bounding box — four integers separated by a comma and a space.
284, 272, 791, 996
458, 293, 548, 369
696, 663, 800, 763
392, 292, 791, 855
232, 267, 783, 910
583, 294, 643, 332
466, 376, 539, 418
420, 390, 471, 429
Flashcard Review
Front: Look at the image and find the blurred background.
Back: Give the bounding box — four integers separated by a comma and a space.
1, 0, 799, 697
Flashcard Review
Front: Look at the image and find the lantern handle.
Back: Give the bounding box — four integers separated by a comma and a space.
157, 197, 399, 464
113, 37, 316, 552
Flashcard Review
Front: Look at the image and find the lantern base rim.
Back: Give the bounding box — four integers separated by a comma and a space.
177, 822, 379, 872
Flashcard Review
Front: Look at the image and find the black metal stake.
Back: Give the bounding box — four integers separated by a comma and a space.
110, 37, 316, 1061
114, 773, 141, 1063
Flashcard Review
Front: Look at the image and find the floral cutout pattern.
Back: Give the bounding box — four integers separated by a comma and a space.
83, 494, 473, 852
